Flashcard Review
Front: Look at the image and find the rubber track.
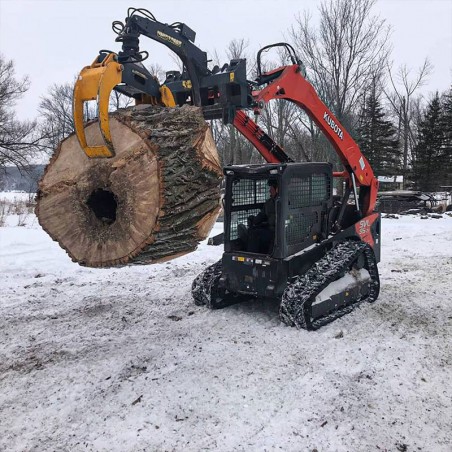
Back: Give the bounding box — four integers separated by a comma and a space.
280, 241, 379, 330
191, 260, 222, 306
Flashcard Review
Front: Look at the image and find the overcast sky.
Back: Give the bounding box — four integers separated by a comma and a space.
1, 0, 451, 120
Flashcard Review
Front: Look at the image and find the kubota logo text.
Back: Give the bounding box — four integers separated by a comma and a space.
323, 112, 344, 140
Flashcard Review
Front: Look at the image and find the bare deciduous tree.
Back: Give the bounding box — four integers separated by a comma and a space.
384, 60, 432, 186
290, 0, 391, 126
209, 39, 259, 165
146, 62, 166, 82
39, 80, 133, 153
39, 83, 75, 152
109, 90, 134, 111
0, 54, 43, 170
226, 39, 249, 61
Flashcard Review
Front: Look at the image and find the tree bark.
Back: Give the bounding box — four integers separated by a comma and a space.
36, 105, 223, 267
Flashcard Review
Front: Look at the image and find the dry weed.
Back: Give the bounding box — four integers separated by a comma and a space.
0, 199, 7, 227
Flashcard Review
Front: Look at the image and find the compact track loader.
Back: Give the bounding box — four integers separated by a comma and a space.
72, 7, 381, 329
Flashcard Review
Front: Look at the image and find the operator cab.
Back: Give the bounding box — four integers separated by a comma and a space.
221, 162, 333, 298
223, 163, 333, 259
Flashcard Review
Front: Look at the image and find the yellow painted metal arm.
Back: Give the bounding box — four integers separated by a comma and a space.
73, 53, 123, 158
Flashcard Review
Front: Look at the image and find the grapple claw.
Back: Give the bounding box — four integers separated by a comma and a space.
73, 53, 122, 158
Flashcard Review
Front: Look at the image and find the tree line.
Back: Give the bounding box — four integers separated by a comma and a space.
1, 0, 450, 191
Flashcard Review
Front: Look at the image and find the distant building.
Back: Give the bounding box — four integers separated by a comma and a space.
377, 175, 403, 191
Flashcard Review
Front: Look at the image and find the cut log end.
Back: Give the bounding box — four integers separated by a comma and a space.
36, 105, 223, 268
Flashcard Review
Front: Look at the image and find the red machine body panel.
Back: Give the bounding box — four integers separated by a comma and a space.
232, 65, 379, 217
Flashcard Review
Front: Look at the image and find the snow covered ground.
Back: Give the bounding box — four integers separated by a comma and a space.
1, 193, 451, 451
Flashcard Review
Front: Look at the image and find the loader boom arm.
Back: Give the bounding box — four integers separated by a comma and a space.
113, 12, 210, 106
233, 64, 379, 216
73, 8, 378, 215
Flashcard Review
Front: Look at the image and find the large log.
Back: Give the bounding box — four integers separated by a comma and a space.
36, 105, 222, 267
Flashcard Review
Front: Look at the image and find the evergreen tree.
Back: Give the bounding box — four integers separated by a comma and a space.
439, 88, 452, 188
357, 85, 400, 177
412, 93, 446, 191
